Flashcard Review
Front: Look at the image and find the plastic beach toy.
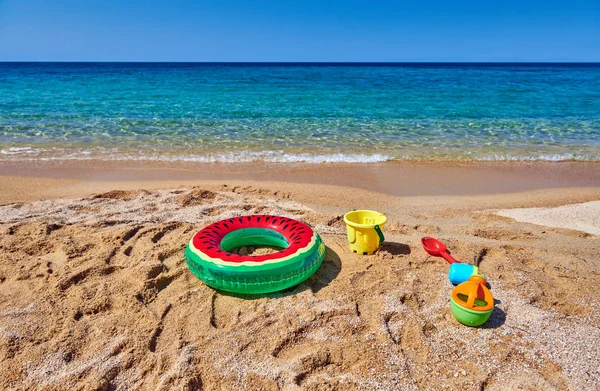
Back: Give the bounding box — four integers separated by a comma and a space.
343, 210, 386, 255
422, 237, 486, 284
450, 276, 494, 327
448, 263, 485, 285
421, 237, 460, 264
185, 215, 325, 294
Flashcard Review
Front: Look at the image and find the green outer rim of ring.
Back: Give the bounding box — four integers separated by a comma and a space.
185, 233, 325, 294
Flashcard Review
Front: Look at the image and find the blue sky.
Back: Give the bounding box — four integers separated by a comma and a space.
0, 0, 598, 62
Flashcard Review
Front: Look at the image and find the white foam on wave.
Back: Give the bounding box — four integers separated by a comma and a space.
0, 147, 43, 155
0, 147, 392, 163
476, 153, 599, 162
1, 147, 599, 163
142, 151, 393, 164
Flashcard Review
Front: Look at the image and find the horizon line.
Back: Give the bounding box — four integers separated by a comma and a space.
1, 61, 600, 64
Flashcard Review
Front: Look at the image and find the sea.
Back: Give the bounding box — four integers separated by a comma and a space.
1, 62, 599, 163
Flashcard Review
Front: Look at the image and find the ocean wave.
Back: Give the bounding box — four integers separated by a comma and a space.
127, 151, 393, 163
475, 153, 600, 162
0, 147, 43, 155
0, 148, 392, 163
1, 147, 598, 163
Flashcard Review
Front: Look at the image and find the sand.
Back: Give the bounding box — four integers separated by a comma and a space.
2, 159, 600, 200
496, 201, 600, 236
0, 162, 599, 390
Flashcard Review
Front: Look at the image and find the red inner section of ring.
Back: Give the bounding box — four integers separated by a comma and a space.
191, 215, 313, 263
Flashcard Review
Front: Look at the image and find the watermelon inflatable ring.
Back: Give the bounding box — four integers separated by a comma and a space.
184, 215, 326, 294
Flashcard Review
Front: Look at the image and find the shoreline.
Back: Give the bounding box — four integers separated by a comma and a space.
3, 146, 599, 164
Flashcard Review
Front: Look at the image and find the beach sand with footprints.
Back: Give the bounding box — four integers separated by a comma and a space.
0, 163, 599, 390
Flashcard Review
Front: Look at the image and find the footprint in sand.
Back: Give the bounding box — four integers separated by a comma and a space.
210, 293, 243, 329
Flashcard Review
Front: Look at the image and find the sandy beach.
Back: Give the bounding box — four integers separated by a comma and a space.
2, 0, 600, 387
0, 160, 599, 390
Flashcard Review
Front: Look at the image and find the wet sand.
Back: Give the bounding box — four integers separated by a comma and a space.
1, 159, 600, 202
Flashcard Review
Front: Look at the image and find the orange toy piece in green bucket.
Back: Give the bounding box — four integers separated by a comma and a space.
450, 276, 494, 327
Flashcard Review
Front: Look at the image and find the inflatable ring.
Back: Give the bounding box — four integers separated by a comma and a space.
184, 215, 325, 294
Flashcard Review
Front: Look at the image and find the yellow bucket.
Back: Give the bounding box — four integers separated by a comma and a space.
343, 210, 387, 255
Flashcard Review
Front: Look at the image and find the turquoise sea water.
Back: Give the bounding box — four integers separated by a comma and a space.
1, 63, 599, 162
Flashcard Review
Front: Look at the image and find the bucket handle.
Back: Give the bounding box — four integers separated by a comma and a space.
374, 225, 385, 243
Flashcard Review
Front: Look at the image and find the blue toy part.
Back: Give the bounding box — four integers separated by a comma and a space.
448, 263, 486, 285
